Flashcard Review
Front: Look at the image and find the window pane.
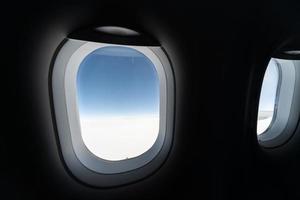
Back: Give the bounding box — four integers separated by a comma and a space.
76, 46, 160, 161
257, 59, 279, 135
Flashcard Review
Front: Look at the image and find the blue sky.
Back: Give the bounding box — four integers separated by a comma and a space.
259, 58, 279, 111
76, 46, 159, 117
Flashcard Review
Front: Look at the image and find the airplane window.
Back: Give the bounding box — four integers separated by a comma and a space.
76, 46, 160, 161
257, 59, 279, 135
51, 31, 174, 186
257, 57, 300, 148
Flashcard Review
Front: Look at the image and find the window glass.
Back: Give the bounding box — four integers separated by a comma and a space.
257, 59, 279, 135
77, 46, 160, 161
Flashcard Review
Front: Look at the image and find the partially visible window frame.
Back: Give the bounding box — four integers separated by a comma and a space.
258, 58, 300, 148
257, 59, 281, 135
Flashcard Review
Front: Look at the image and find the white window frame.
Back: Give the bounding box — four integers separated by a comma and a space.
258, 58, 300, 148
51, 39, 175, 187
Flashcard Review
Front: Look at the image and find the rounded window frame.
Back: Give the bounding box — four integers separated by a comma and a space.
257, 58, 300, 148
51, 38, 175, 187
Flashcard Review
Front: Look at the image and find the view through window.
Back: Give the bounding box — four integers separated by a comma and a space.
77, 46, 160, 161
257, 59, 279, 135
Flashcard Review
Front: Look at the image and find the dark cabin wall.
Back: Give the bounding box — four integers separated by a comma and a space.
1, 0, 300, 199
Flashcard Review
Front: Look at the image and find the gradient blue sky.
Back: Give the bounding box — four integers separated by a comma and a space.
76, 46, 159, 117
259, 58, 279, 111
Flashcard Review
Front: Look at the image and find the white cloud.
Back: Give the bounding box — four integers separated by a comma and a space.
79, 115, 159, 161
257, 115, 272, 135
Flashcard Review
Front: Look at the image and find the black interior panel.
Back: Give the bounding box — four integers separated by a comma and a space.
2, 0, 300, 199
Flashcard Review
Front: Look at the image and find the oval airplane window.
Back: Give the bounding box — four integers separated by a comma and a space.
76, 46, 160, 161
257, 56, 300, 148
52, 30, 175, 186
